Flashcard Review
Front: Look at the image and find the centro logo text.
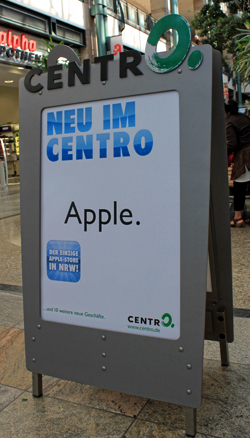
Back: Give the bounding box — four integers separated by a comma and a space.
128, 313, 175, 328
128, 316, 160, 326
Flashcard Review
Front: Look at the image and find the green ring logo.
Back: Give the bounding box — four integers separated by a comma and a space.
161, 313, 175, 328
145, 14, 202, 73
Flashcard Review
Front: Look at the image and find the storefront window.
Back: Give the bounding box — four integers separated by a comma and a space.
0, 4, 48, 32
24, 15, 47, 32
120, 0, 127, 20
106, 0, 114, 9
0, 2, 84, 46
57, 24, 83, 44
110, 1, 157, 33
138, 11, 146, 29
127, 4, 138, 24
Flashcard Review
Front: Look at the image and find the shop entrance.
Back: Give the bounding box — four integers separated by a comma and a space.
0, 62, 29, 184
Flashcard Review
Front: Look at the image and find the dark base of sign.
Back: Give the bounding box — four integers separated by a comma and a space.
186, 407, 197, 436
218, 310, 230, 367
32, 372, 43, 397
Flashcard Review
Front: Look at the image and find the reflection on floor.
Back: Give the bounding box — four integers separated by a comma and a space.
0, 189, 250, 437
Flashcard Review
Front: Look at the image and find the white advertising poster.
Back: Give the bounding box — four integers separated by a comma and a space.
41, 91, 180, 340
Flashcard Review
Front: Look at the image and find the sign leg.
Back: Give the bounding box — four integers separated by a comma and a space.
32, 372, 43, 397
219, 338, 229, 367
217, 310, 229, 366
185, 407, 196, 437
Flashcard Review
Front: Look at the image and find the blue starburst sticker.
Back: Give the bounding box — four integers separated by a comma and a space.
47, 240, 81, 282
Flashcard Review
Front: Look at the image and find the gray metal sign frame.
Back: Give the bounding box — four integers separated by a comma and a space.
19, 45, 232, 411
205, 51, 233, 351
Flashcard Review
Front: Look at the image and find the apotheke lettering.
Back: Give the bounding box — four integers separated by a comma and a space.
0, 29, 41, 63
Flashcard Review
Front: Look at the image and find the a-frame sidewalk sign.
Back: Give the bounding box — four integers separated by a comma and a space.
20, 15, 233, 437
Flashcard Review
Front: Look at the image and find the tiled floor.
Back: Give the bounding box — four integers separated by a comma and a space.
0, 186, 249, 437
0, 184, 20, 220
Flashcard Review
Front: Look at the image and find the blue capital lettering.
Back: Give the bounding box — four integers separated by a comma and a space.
113, 132, 130, 157
134, 129, 153, 156
112, 102, 135, 129
47, 138, 59, 161
62, 137, 73, 161
64, 109, 75, 134
76, 135, 93, 159
77, 107, 92, 132
97, 133, 110, 158
103, 105, 110, 130
47, 111, 62, 135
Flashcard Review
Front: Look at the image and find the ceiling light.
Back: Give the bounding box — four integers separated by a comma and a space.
4, 80, 14, 83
